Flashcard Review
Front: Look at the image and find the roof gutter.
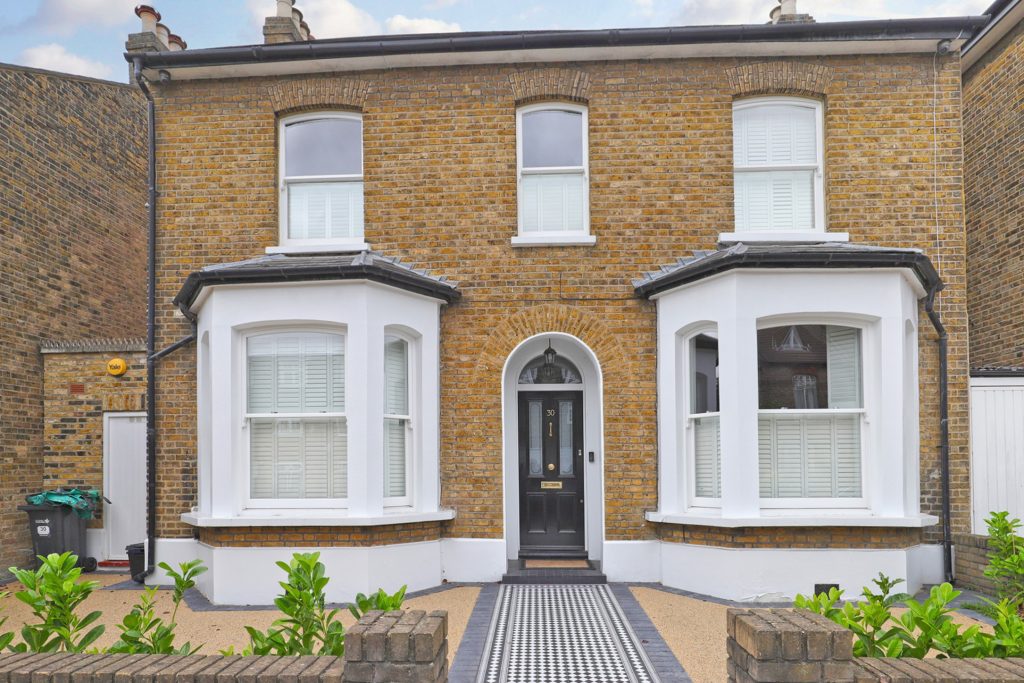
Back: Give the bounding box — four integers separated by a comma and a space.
127, 16, 988, 72
962, 0, 1024, 70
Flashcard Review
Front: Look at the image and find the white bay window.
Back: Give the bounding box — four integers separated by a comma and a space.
686, 330, 721, 502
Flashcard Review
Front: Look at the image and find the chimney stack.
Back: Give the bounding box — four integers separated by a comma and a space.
769, 0, 815, 24
126, 5, 187, 79
264, 0, 314, 44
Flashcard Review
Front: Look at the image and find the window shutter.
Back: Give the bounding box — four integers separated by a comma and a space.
827, 326, 862, 409
247, 332, 346, 500
289, 182, 364, 241
759, 414, 862, 499
384, 418, 407, 498
693, 416, 721, 498
734, 102, 818, 233
834, 414, 862, 497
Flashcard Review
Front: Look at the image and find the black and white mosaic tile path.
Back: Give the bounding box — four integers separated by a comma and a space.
473, 584, 672, 683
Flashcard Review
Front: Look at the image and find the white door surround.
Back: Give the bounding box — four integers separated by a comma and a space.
103, 412, 148, 560
501, 332, 605, 563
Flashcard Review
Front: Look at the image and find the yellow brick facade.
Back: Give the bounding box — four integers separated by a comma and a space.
148, 54, 970, 549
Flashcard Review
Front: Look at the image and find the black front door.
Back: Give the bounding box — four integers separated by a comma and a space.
518, 391, 585, 555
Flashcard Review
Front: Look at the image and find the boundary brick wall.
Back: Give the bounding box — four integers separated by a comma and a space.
0, 65, 147, 575
728, 607, 1024, 682
0, 609, 448, 683
954, 533, 996, 595
41, 347, 147, 530
149, 54, 969, 549
964, 19, 1024, 370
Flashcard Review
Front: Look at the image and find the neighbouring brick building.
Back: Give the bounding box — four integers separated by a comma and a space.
125, 0, 996, 604
0, 64, 147, 574
956, 0, 1024, 592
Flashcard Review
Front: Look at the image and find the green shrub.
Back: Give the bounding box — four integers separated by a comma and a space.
240, 552, 346, 656
797, 573, 1024, 658
348, 585, 407, 620
984, 511, 1024, 609
0, 592, 14, 651
7, 552, 104, 652
108, 559, 207, 654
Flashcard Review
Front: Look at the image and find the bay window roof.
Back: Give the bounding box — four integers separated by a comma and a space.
633, 242, 941, 300
174, 251, 461, 311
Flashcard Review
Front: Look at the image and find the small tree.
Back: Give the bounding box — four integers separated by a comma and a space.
984, 511, 1024, 610
108, 559, 207, 654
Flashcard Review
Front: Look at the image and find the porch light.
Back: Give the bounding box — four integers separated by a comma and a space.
537, 342, 562, 384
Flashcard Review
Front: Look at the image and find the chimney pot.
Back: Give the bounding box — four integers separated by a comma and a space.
155, 22, 170, 48
299, 20, 311, 40
134, 4, 160, 33
168, 33, 186, 51
781, 0, 797, 15
291, 7, 303, 29
276, 0, 295, 18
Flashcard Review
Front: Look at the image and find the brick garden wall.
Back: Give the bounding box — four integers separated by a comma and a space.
0, 65, 147, 574
40, 346, 147, 529
148, 54, 970, 548
964, 19, 1024, 370
954, 533, 996, 595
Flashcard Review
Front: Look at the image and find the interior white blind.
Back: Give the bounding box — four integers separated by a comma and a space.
826, 326, 862, 409
733, 102, 818, 232
693, 415, 721, 498
384, 336, 409, 500
288, 182, 364, 240
758, 414, 862, 498
520, 173, 586, 233
247, 332, 346, 500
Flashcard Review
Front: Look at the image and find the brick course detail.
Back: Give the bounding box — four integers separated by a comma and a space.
148, 54, 971, 549
199, 522, 442, 547
0, 64, 146, 574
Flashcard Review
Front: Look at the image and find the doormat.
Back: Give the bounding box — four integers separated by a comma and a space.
523, 559, 589, 569
478, 584, 658, 683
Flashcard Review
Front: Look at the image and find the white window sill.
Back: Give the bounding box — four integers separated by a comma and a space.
645, 510, 939, 528
266, 242, 371, 255
511, 234, 597, 247
181, 509, 455, 528
718, 232, 849, 244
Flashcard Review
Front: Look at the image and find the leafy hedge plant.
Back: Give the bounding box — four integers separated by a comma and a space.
108, 559, 207, 654
2, 551, 407, 656
983, 511, 1024, 610
796, 573, 1024, 658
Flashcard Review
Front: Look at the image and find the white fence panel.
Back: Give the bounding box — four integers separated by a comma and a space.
970, 377, 1024, 533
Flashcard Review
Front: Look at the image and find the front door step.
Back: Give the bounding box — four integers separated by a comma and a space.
501, 559, 607, 585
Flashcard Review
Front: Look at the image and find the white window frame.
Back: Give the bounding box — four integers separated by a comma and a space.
241, 324, 349, 510
723, 97, 838, 243
383, 331, 416, 508
679, 326, 722, 509
513, 102, 595, 247
755, 320, 868, 510
274, 111, 368, 254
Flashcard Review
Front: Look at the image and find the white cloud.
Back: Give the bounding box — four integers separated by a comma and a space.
425, 0, 461, 8
29, 0, 138, 36
19, 43, 114, 79
671, 0, 992, 25
385, 15, 462, 34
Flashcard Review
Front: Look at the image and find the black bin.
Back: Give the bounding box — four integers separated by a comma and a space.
126, 542, 145, 581
17, 503, 96, 571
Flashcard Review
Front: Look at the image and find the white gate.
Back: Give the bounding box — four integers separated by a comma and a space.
970, 377, 1024, 533
103, 412, 147, 560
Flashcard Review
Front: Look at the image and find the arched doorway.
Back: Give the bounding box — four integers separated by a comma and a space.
502, 333, 604, 564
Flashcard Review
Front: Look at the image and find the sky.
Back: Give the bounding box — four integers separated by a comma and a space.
0, 0, 995, 83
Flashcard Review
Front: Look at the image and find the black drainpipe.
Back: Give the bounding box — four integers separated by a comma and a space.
924, 284, 953, 584
132, 59, 197, 583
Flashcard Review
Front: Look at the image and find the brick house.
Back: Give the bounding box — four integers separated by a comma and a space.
956, 0, 1024, 591
124, 1, 988, 604
0, 63, 147, 576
